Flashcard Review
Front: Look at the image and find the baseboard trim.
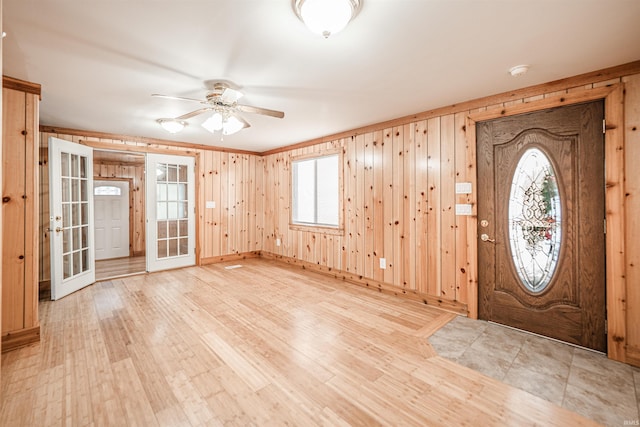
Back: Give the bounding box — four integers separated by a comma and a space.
200, 251, 262, 266
260, 252, 467, 315
2, 325, 41, 353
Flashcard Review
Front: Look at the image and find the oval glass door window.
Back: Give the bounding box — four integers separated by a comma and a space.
508, 148, 561, 292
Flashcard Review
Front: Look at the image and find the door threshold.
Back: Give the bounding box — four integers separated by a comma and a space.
95, 270, 147, 283
487, 321, 606, 355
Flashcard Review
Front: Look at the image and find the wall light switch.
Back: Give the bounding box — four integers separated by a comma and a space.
276, 238, 281, 247
379, 258, 386, 269
455, 204, 473, 215
455, 182, 473, 194
206, 201, 216, 209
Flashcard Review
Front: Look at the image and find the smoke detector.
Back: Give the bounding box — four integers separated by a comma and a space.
509, 64, 530, 77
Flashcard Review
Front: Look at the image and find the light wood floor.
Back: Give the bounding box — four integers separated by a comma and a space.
95, 255, 146, 281
1, 259, 599, 426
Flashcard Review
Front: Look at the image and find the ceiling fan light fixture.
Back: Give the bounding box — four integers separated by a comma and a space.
157, 119, 187, 134
222, 115, 249, 135
201, 112, 223, 133
293, 0, 362, 38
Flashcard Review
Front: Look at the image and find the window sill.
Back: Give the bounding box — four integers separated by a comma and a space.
289, 223, 344, 235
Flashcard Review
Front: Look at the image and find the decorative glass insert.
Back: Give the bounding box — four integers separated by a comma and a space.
61, 152, 91, 279
94, 185, 121, 196
156, 163, 189, 259
508, 148, 561, 292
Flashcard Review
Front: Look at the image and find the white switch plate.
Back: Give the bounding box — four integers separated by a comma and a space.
455, 204, 473, 215
276, 238, 281, 247
455, 182, 472, 194
206, 201, 216, 209
379, 258, 386, 269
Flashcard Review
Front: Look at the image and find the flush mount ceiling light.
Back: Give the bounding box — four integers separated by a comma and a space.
156, 118, 188, 134
509, 64, 530, 77
293, 0, 363, 38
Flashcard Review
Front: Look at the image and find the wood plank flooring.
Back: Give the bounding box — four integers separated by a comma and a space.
1, 259, 599, 426
95, 255, 146, 281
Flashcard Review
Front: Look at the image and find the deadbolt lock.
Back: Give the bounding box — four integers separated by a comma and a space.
480, 219, 489, 228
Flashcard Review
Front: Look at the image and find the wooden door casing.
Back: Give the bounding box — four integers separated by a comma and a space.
477, 101, 606, 351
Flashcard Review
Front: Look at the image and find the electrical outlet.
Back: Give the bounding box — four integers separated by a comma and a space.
276, 238, 281, 247
206, 200, 216, 209
379, 258, 386, 269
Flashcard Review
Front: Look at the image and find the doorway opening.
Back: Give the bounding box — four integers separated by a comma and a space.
93, 150, 146, 281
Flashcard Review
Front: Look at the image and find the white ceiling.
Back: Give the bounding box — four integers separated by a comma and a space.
4, 0, 640, 153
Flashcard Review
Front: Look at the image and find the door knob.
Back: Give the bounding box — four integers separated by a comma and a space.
480, 233, 495, 243
55, 227, 63, 233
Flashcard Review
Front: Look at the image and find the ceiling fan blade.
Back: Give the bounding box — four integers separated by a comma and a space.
236, 104, 285, 119
152, 94, 203, 103
174, 107, 213, 120
220, 87, 243, 103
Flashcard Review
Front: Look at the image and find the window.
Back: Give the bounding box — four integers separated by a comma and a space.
292, 153, 340, 229
94, 185, 121, 196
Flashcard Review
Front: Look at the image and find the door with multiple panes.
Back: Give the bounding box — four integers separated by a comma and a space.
145, 153, 195, 272
477, 101, 606, 351
50, 141, 196, 298
49, 137, 96, 300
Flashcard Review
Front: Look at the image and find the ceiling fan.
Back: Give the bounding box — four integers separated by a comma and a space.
153, 81, 285, 136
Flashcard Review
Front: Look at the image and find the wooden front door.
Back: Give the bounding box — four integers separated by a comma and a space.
477, 101, 606, 352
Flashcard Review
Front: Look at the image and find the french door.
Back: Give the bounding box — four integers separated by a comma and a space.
49, 137, 95, 300
477, 101, 606, 351
145, 154, 195, 272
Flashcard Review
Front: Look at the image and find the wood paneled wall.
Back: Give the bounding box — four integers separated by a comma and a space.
262, 119, 472, 312
37, 130, 264, 283
199, 151, 263, 262
623, 73, 640, 366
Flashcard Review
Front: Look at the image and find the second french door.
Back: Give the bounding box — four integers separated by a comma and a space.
145, 153, 196, 272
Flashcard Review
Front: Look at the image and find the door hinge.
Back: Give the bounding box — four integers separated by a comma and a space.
603, 119, 606, 134
604, 218, 607, 234
605, 319, 608, 333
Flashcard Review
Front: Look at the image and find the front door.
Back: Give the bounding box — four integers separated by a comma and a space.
477, 101, 606, 351
49, 137, 95, 300
94, 180, 130, 260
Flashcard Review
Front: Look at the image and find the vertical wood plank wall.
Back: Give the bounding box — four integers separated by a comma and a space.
262, 120, 471, 312
37, 132, 264, 283
623, 73, 640, 366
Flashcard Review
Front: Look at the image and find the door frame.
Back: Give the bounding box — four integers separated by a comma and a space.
466, 84, 626, 361
93, 177, 135, 258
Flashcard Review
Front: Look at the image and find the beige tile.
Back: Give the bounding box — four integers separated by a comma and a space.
465, 324, 525, 363
565, 364, 638, 426
510, 335, 573, 379
456, 346, 513, 380
563, 382, 639, 427
502, 364, 566, 406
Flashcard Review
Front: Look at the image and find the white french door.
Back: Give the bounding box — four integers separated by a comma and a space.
146, 153, 195, 272
49, 137, 95, 300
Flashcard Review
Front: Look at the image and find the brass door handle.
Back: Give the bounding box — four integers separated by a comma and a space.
480, 233, 495, 243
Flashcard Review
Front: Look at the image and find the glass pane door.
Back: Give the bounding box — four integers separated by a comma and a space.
49, 137, 95, 300
146, 154, 195, 272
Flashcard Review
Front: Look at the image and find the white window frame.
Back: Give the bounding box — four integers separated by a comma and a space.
290, 150, 343, 234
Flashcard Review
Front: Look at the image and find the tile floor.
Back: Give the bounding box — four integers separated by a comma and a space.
428, 316, 640, 427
